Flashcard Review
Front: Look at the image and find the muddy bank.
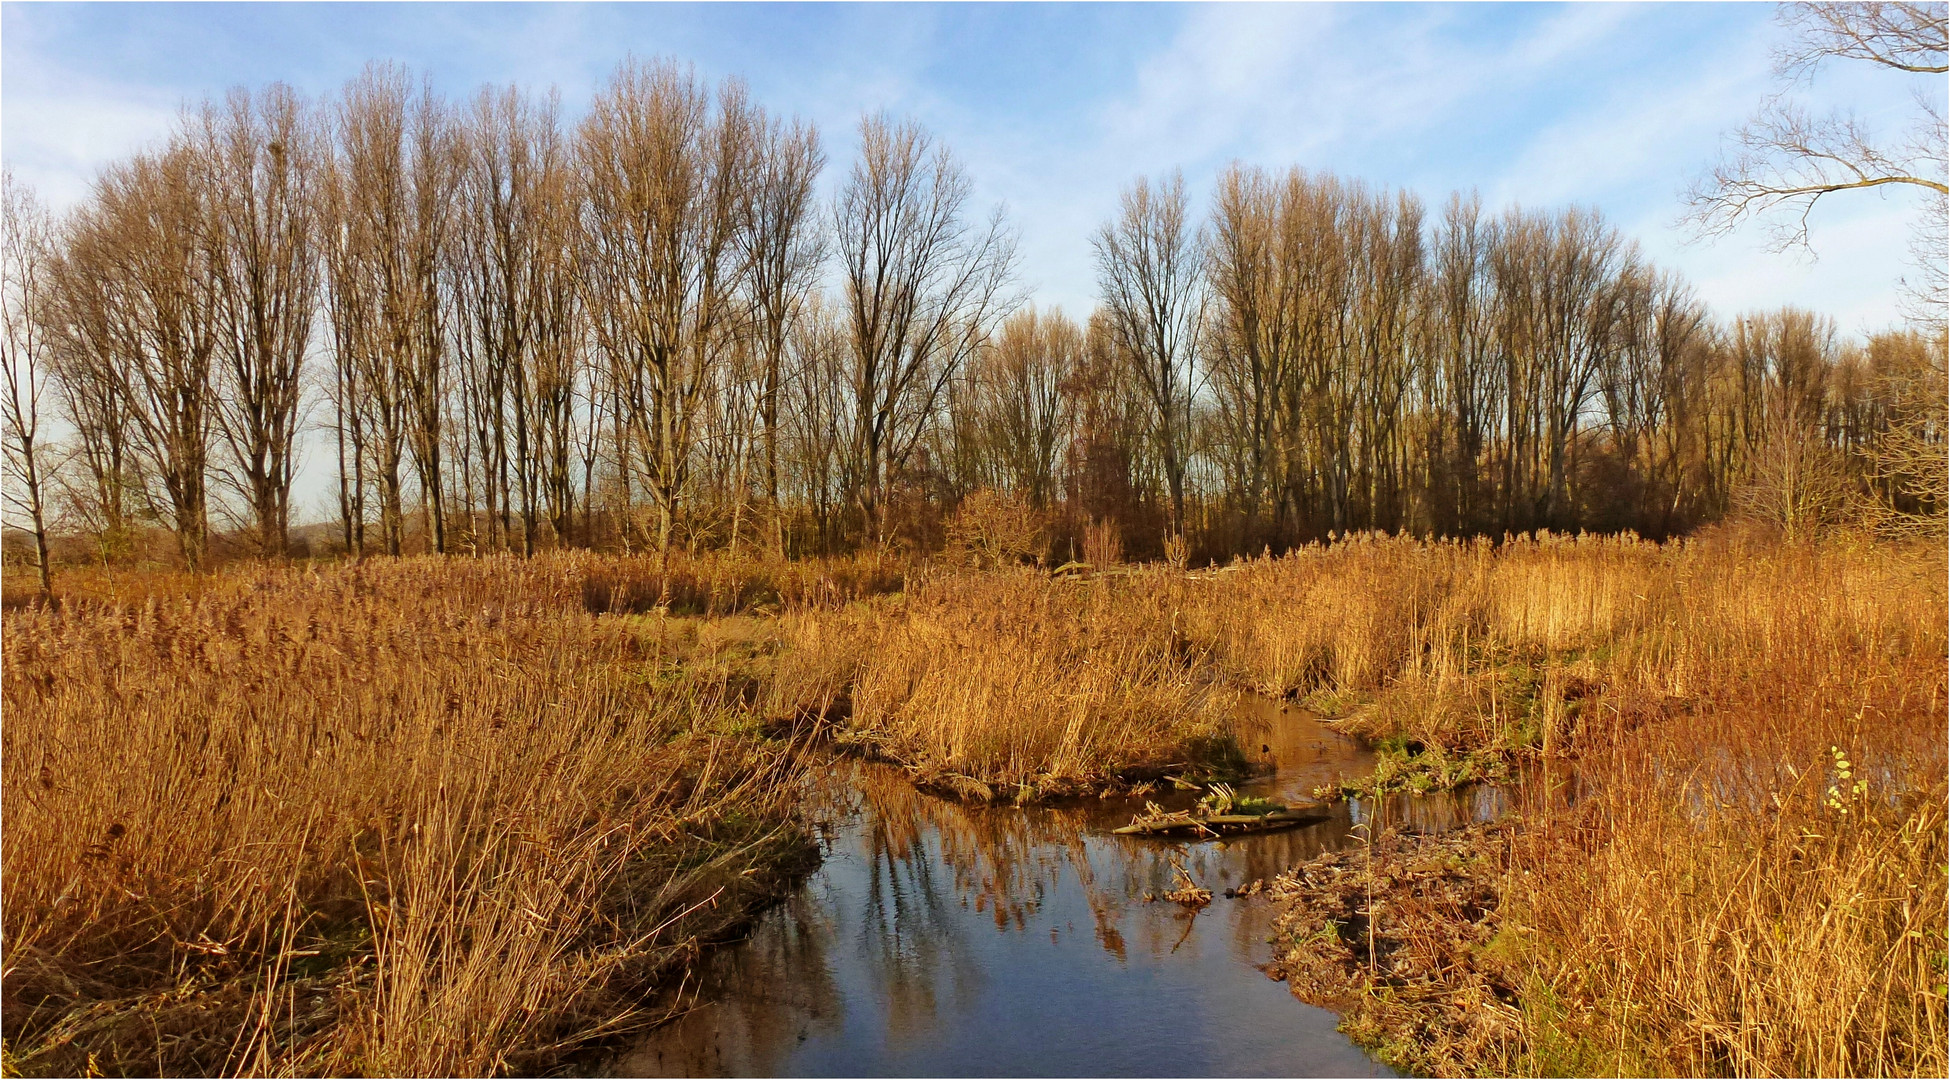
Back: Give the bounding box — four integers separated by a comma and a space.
1265, 822, 1526, 1077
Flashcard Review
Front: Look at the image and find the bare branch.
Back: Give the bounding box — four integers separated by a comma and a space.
1689, 4, 1947, 278
1776, 2, 1948, 77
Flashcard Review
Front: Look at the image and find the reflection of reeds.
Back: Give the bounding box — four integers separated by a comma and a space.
840, 761, 1364, 971
1162, 863, 1213, 907
1, 557, 810, 1076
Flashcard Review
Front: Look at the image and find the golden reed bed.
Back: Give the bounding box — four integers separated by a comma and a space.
3, 533, 1942, 1076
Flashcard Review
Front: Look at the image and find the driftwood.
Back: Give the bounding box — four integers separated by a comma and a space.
1113, 806, 1331, 837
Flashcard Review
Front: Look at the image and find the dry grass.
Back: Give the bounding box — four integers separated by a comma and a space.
1170, 533, 1675, 733
2, 546, 906, 617
6, 534, 1940, 1077
771, 567, 1248, 800
575, 548, 906, 616
1506, 536, 1947, 1076
1248, 532, 1947, 1077
1, 556, 815, 1076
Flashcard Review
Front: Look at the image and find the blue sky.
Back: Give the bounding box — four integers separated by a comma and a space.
2, 2, 1931, 336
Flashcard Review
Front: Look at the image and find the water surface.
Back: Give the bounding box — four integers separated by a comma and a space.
613, 700, 1502, 1077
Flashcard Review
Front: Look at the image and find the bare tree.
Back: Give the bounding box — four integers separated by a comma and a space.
1, 171, 57, 591
1420, 192, 1503, 535
834, 114, 1016, 543
451, 84, 578, 556
325, 64, 457, 556
1688, 3, 1947, 312
1738, 410, 1852, 539
578, 59, 754, 554
1345, 188, 1425, 531
1490, 207, 1630, 530
1206, 165, 1292, 540
529, 152, 584, 550
1862, 326, 1947, 529
738, 112, 825, 554
1606, 270, 1716, 534
402, 87, 460, 555
779, 294, 851, 554
19, 60, 1916, 566
326, 66, 411, 557
1093, 170, 1203, 537
199, 84, 320, 557
1714, 305, 1850, 533
320, 178, 374, 559
1066, 310, 1157, 552
1776, 2, 1949, 70
968, 306, 1081, 508
699, 333, 762, 552
53, 147, 221, 571
44, 285, 139, 565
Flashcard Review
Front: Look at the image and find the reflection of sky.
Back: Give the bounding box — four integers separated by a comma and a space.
619, 711, 1495, 1078
626, 791, 1384, 1076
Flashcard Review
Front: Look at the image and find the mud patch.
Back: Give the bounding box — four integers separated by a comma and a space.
1266, 821, 1527, 1077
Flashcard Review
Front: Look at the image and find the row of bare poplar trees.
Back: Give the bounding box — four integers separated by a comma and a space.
2, 60, 1940, 579
3, 60, 1020, 570
1090, 169, 1942, 554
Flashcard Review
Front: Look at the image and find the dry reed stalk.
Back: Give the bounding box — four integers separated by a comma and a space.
773, 566, 1248, 799
2, 555, 813, 1076
8, 535, 1941, 1076
1500, 536, 1947, 1076
1249, 533, 1946, 1077
0, 546, 905, 620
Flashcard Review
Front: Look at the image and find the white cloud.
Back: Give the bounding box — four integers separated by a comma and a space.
3, 74, 180, 210
1487, 10, 1916, 330
965, 4, 1729, 318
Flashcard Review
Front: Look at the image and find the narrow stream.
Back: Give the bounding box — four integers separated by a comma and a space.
612, 700, 1507, 1077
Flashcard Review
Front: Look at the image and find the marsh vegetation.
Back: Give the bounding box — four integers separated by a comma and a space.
4, 532, 1942, 1076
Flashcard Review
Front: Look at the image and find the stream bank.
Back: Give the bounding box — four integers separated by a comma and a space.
1266, 821, 1525, 1076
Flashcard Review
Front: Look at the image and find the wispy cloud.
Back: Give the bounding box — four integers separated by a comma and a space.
0, 18, 180, 207
1, 1, 1922, 327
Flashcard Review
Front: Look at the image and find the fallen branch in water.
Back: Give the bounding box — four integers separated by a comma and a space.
1114, 797, 1330, 837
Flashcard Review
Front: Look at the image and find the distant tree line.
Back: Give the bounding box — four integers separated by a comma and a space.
1, 55, 1943, 582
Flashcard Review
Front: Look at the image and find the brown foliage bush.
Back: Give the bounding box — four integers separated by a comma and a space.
943, 488, 1049, 570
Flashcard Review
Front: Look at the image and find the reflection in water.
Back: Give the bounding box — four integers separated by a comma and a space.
613, 703, 1497, 1077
